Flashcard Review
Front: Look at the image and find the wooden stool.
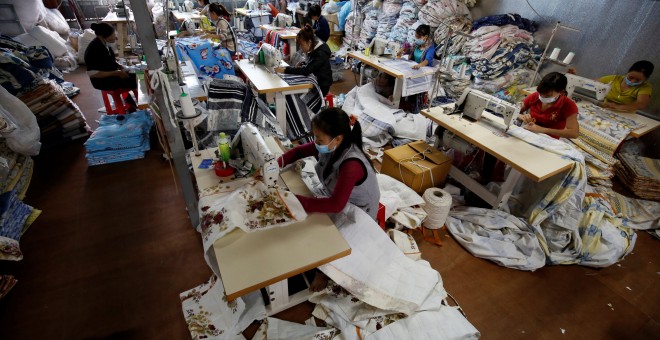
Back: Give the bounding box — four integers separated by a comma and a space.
405, 225, 447, 247
101, 88, 138, 114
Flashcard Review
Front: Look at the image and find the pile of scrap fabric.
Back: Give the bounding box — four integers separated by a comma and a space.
84, 110, 154, 166
615, 153, 660, 201
446, 126, 637, 271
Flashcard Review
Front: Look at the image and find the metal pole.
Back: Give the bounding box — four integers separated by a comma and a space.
131, 0, 200, 228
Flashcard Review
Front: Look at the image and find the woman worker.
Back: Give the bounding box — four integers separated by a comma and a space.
84, 23, 138, 109
409, 24, 435, 70
203, 3, 237, 56
598, 60, 653, 111
275, 25, 333, 96
196, 0, 210, 17
307, 4, 329, 42
277, 108, 380, 291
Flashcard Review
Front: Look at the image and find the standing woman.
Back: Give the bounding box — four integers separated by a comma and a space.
599, 60, 653, 111
274, 25, 333, 95
410, 24, 435, 69
203, 3, 237, 56
84, 23, 137, 94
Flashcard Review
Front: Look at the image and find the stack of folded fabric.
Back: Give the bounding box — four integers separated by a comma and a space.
0, 190, 40, 244
84, 110, 154, 166
0, 142, 34, 199
375, 0, 402, 39
17, 80, 90, 149
342, 12, 361, 47
389, 0, 418, 44
0, 275, 17, 299
418, 0, 470, 28
358, 3, 379, 49
433, 15, 473, 57
615, 153, 660, 201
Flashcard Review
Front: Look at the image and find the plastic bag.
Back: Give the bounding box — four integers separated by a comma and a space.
0, 86, 41, 156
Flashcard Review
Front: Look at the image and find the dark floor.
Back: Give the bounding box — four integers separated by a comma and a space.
0, 67, 658, 340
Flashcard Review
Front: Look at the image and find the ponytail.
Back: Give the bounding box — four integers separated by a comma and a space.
297, 24, 317, 47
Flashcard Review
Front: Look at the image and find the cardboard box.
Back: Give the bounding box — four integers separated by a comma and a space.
381, 141, 451, 194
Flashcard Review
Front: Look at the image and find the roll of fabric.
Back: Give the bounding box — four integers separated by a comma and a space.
422, 187, 452, 230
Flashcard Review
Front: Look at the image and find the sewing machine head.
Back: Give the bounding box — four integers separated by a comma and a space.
232, 123, 280, 187
254, 43, 283, 73
454, 88, 519, 131
246, 0, 258, 10
369, 38, 401, 58
273, 14, 293, 27
565, 73, 611, 103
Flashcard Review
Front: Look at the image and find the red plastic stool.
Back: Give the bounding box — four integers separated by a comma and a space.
101, 88, 138, 114
376, 202, 386, 230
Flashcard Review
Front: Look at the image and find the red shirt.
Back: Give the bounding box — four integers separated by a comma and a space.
523, 92, 578, 139
278, 142, 367, 214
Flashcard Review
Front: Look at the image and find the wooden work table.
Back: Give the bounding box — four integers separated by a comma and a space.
422, 106, 573, 208
189, 147, 350, 314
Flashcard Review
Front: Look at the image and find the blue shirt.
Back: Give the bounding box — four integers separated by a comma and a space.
313, 15, 330, 42
413, 42, 435, 65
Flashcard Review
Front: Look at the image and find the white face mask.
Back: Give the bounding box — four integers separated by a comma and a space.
538, 94, 559, 104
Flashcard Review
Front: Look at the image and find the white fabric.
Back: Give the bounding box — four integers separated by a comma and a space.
11, 33, 43, 47
27, 25, 68, 57
266, 317, 338, 339
388, 229, 422, 260
77, 29, 96, 64
43, 8, 70, 39
2, 0, 47, 32
0, 86, 41, 155
393, 111, 428, 140
370, 308, 480, 339
377, 173, 424, 219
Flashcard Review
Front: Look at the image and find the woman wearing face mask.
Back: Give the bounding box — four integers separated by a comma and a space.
410, 24, 435, 70
274, 24, 333, 95
598, 60, 653, 111
84, 23, 137, 95
518, 72, 579, 139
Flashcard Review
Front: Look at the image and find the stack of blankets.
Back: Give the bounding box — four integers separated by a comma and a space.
375, 0, 402, 40
17, 81, 89, 149
358, 5, 380, 49
389, 0, 418, 43
615, 153, 660, 201
0, 142, 40, 262
84, 110, 154, 166
433, 15, 473, 57
0, 275, 17, 299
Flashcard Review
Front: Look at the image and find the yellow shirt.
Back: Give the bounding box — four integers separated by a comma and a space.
599, 75, 652, 105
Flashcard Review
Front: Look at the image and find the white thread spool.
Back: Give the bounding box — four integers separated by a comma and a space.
446, 58, 455, 72
459, 63, 468, 78
422, 188, 452, 230
180, 92, 196, 117
549, 48, 561, 60
562, 52, 575, 64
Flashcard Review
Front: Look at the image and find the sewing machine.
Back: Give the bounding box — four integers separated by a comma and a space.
453, 88, 519, 132
273, 14, 293, 28
367, 38, 401, 58
254, 43, 283, 73
565, 73, 611, 103
232, 123, 280, 187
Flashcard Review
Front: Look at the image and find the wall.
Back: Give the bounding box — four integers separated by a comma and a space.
470, 0, 660, 116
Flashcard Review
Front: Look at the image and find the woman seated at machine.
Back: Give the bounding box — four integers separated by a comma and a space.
84, 23, 138, 109
275, 25, 333, 96
307, 4, 330, 42
202, 4, 237, 56
398, 24, 435, 69
598, 60, 653, 111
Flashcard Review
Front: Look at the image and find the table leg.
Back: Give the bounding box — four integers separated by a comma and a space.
117, 23, 126, 58
392, 77, 403, 107
448, 165, 522, 209
494, 168, 522, 209
275, 92, 287, 135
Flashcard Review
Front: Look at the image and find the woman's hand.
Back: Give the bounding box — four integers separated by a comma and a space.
518, 114, 534, 124
412, 64, 421, 69
523, 122, 544, 134
116, 70, 129, 79
274, 67, 286, 73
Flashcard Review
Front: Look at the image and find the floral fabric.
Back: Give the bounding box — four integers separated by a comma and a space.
576, 103, 640, 156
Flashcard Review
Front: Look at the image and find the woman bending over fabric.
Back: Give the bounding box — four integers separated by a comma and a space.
203, 3, 237, 55
398, 24, 435, 70
84, 23, 137, 96
518, 72, 579, 139
277, 108, 380, 291
275, 25, 333, 95
599, 60, 653, 111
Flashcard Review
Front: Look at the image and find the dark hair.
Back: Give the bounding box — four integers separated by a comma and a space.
198, 0, 209, 4
629, 60, 654, 79
308, 4, 322, 18
537, 72, 568, 94
209, 3, 230, 17
311, 108, 371, 176
416, 24, 431, 37
297, 24, 317, 46
90, 22, 115, 38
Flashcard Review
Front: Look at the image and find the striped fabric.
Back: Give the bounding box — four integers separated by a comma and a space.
278, 74, 323, 141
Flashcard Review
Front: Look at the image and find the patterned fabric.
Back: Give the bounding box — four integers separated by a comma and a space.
84, 110, 153, 166
180, 275, 266, 339
471, 13, 537, 32
470, 41, 536, 80
278, 73, 323, 141
595, 187, 660, 230
197, 181, 306, 273
615, 153, 660, 201
0, 236, 22, 261
175, 37, 235, 78
576, 103, 641, 156
0, 35, 64, 96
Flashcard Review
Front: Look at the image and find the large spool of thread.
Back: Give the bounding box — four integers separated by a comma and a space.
422, 187, 452, 230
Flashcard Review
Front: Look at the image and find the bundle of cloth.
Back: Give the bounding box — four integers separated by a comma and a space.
463, 24, 535, 61
614, 154, 660, 201
566, 103, 641, 188
337, 0, 353, 30
262, 29, 290, 56
446, 126, 637, 271
84, 110, 154, 166
358, 5, 380, 50
175, 37, 235, 79
0, 142, 34, 204
0, 85, 41, 156
0, 190, 40, 255
389, 0, 419, 44
468, 29, 537, 80
593, 186, 660, 230
471, 67, 534, 94
375, 0, 402, 39
433, 16, 473, 57
417, 0, 471, 29
236, 37, 259, 59
472, 13, 537, 33
342, 12, 361, 47
0, 35, 64, 96
17, 81, 90, 149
